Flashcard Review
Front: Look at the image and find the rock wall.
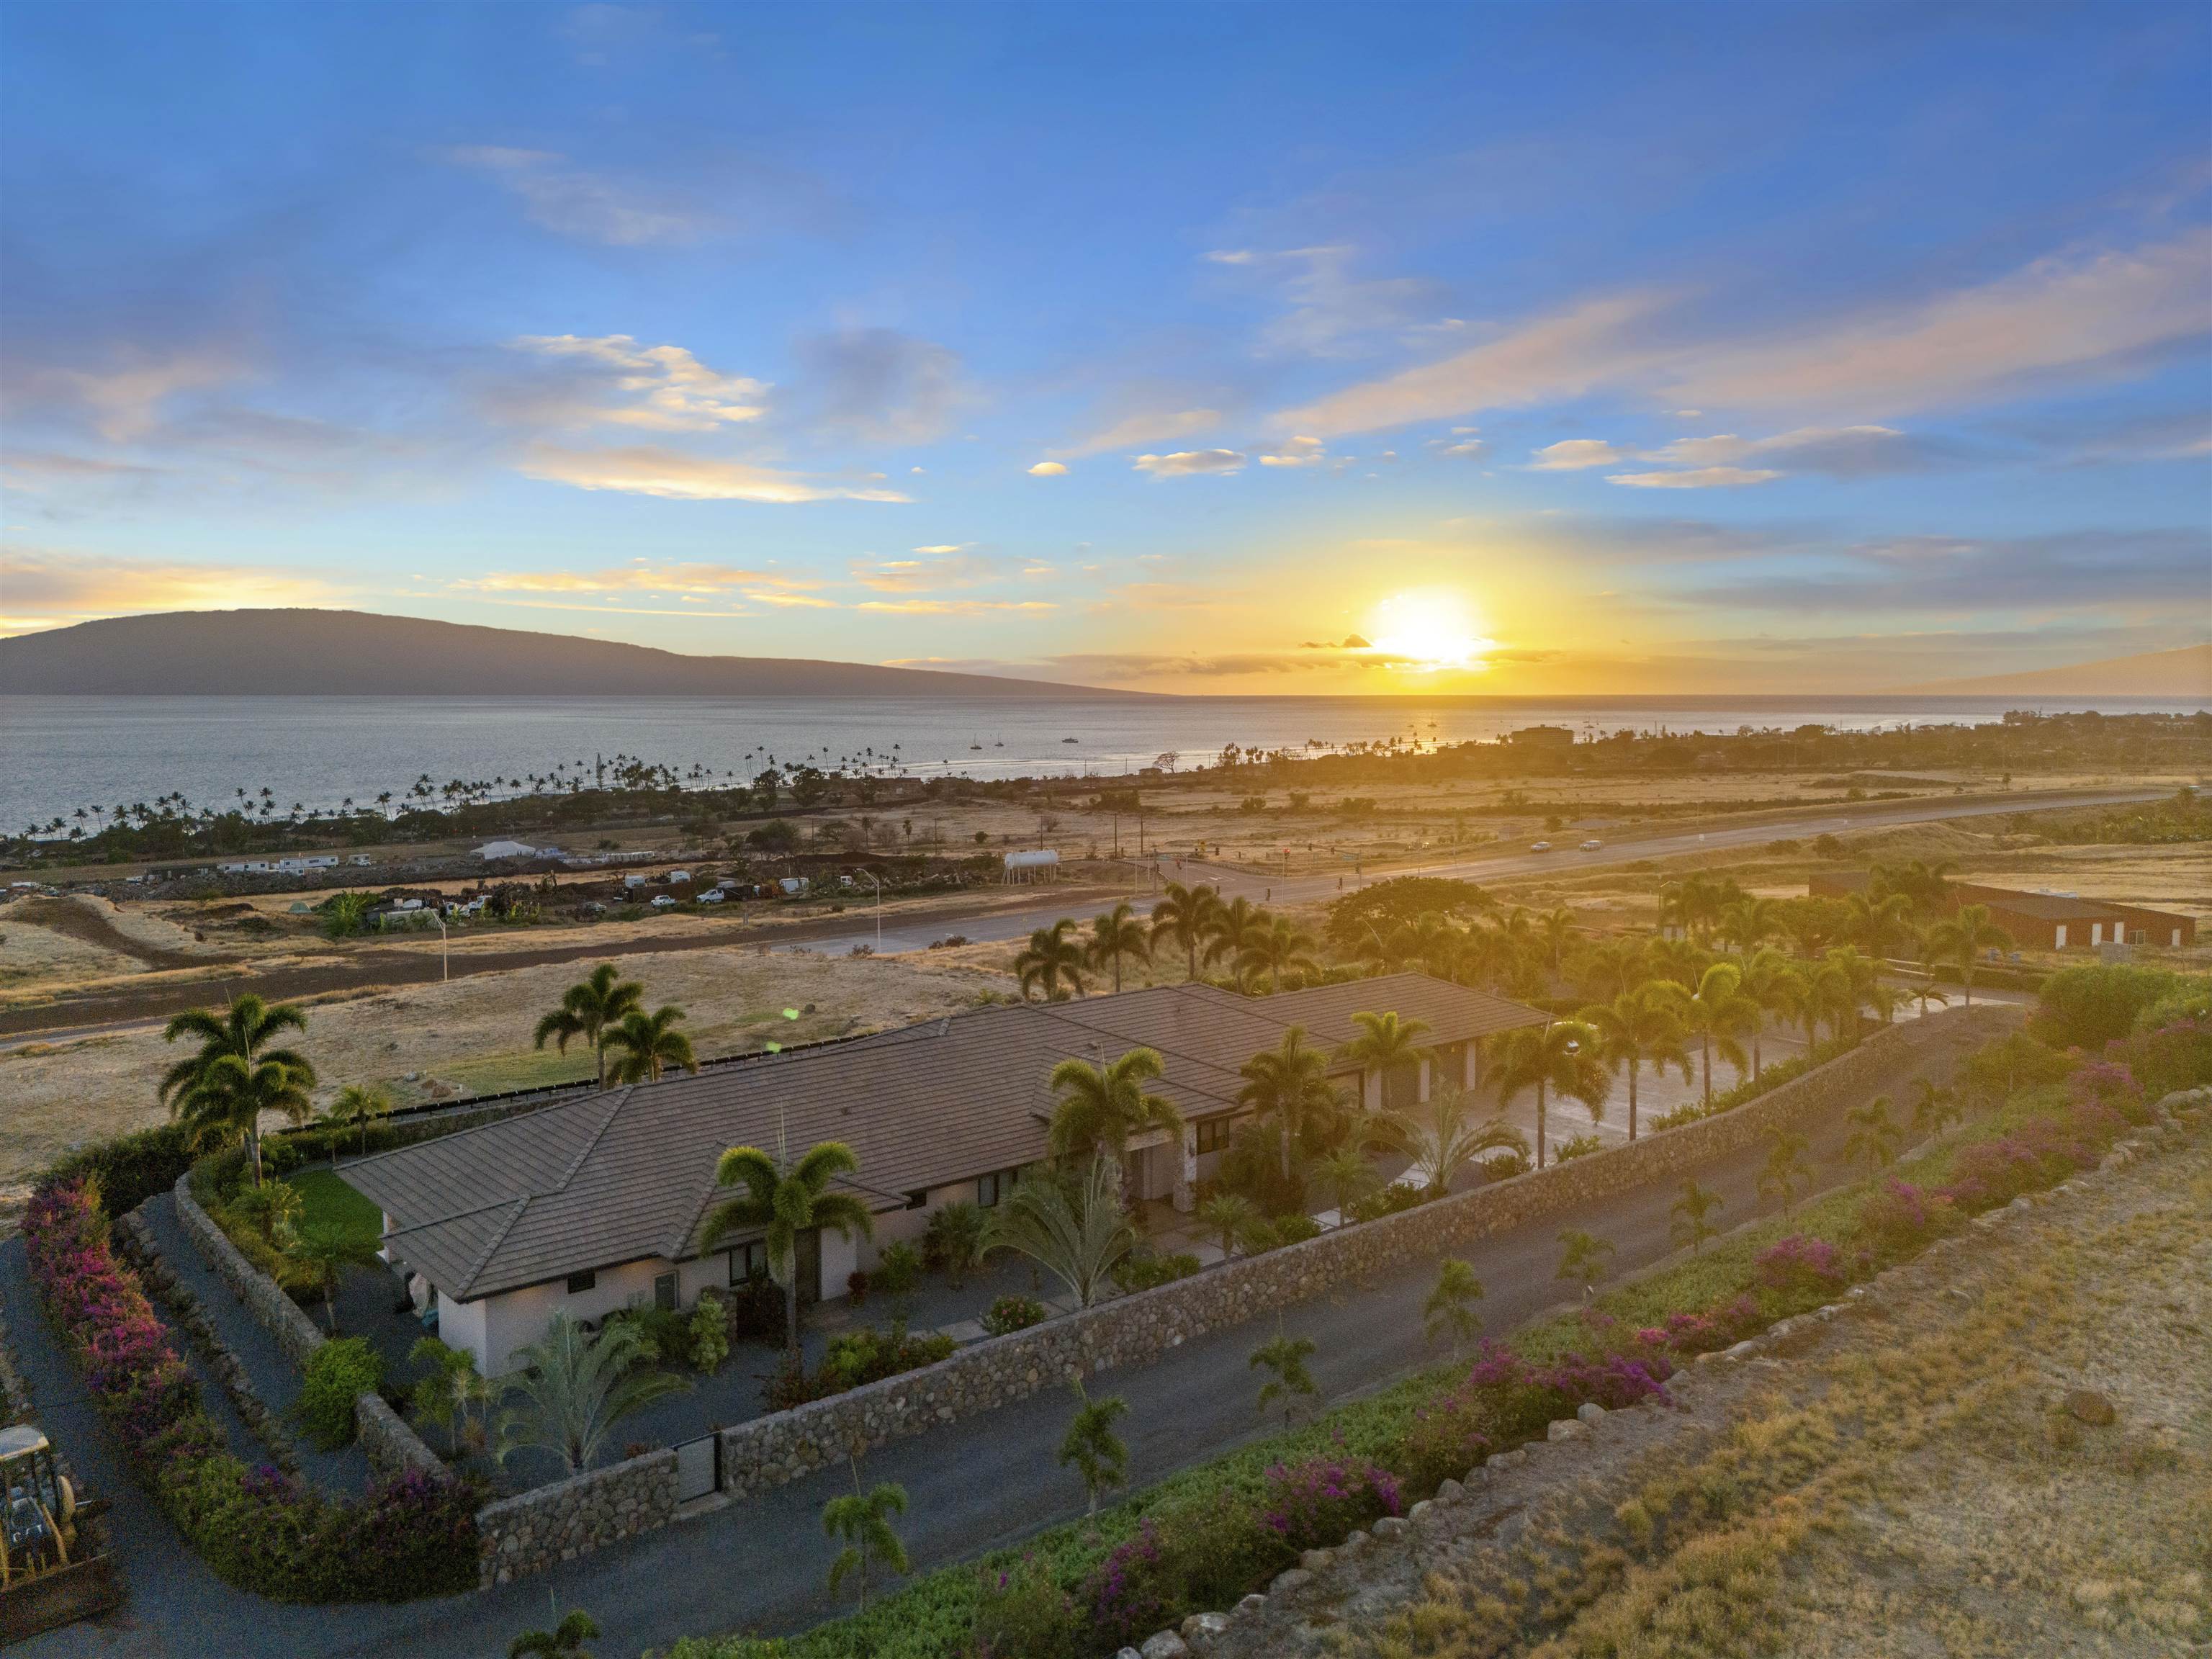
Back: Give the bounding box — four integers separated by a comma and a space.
356, 1390, 448, 1480
475, 1449, 678, 1587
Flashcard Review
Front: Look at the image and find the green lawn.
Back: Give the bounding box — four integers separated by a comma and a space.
284, 1166, 384, 1249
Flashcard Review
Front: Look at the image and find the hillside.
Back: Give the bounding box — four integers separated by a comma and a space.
1893, 642, 2212, 698
0, 610, 1138, 699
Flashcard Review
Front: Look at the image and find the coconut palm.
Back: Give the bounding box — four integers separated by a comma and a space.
1658, 963, 1759, 1107
1015, 918, 1090, 1001
1423, 1258, 1484, 1356
1537, 907, 1580, 976
1668, 1179, 1725, 1254
701, 1141, 877, 1364
822, 1466, 910, 1611
1644, 934, 1709, 990
1844, 891, 1916, 962
1236, 916, 1321, 993
495, 1312, 691, 1475
1576, 935, 1648, 1002
602, 1004, 698, 1083
1197, 1191, 1266, 1258
1576, 987, 1691, 1141
176, 1053, 315, 1187
284, 1221, 385, 1333
161, 996, 315, 1184
1908, 1077, 1962, 1139
1556, 1228, 1616, 1293
531, 963, 644, 1088
321, 1082, 394, 1164
1758, 1128, 1815, 1217
1086, 902, 1151, 994
1308, 1146, 1382, 1218
1844, 1095, 1902, 1169
1375, 1083, 1524, 1197
1924, 904, 2011, 1007
1333, 1009, 1432, 1113
983, 1157, 1135, 1308
1200, 896, 1270, 976
1737, 948, 1802, 1079
1717, 896, 1781, 956
1046, 1047, 1181, 1166
1495, 1020, 1611, 1170
1237, 1026, 1342, 1182
1057, 1381, 1130, 1519
1149, 881, 1222, 981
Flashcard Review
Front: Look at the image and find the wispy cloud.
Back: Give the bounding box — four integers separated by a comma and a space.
23, 348, 246, 442
1212, 245, 1449, 359
1027, 461, 1069, 477
855, 598, 1056, 614
1258, 436, 1327, 468
441, 145, 713, 246
517, 445, 912, 503
508, 335, 767, 431
1053, 407, 1221, 459
1606, 464, 1783, 489
1133, 449, 1246, 477
450, 560, 827, 602
777, 327, 968, 445
848, 549, 1002, 593
1525, 439, 1629, 471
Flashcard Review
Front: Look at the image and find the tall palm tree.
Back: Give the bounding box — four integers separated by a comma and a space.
1658, 963, 1760, 1107
495, 1312, 691, 1475
1538, 907, 1579, 977
1717, 896, 1781, 957
1844, 891, 1915, 963
984, 1157, 1136, 1308
1086, 902, 1151, 994
1200, 896, 1269, 976
1924, 903, 2010, 1007
161, 997, 316, 1183
1495, 1020, 1610, 1170
1377, 1083, 1525, 1196
1645, 935, 1709, 990
1333, 1009, 1431, 1113
284, 1222, 385, 1333
1237, 916, 1321, 993
1015, 918, 1089, 1001
603, 1005, 698, 1083
1736, 948, 1802, 1079
320, 1082, 395, 1164
177, 1053, 315, 1187
1576, 986, 1691, 1141
701, 1141, 876, 1363
1148, 882, 1221, 981
1576, 935, 1648, 1002
532, 963, 644, 1089
1238, 1027, 1343, 1182
1811, 946, 1882, 1042
1047, 1047, 1182, 1166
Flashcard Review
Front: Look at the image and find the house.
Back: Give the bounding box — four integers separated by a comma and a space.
346, 973, 1545, 1377
1506, 725, 1575, 749
1809, 873, 2195, 951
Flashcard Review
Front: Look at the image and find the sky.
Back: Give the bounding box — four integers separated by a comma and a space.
2, 1, 2208, 694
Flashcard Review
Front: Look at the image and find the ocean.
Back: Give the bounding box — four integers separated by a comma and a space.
2, 693, 2197, 834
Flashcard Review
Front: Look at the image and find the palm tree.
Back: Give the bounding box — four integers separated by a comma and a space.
1576, 935, 1649, 1002
1201, 896, 1269, 977
1717, 896, 1781, 956
1668, 1179, 1725, 1254
1908, 1077, 1961, 1139
1423, 1259, 1484, 1357
1377, 1083, 1524, 1196
1308, 1146, 1381, 1219
161, 996, 315, 1184
531, 963, 644, 1088
1737, 948, 1802, 1079
603, 1005, 698, 1083
702, 1141, 877, 1364
1658, 963, 1759, 1107
1334, 1009, 1432, 1113
1538, 906, 1579, 977
1495, 1020, 1610, 1170
1087, 902, 1151, 994
1758, 1128, 1814, 1217
924, 1201, 989, 1287
1015, 919, 1090, 1001
1812, 946, 1882, 1043
284, 1222, 384, 1332
176, 1053, 315, 1187
1237, 916, 1321, 993
1844, 891, 1915, 963
822, 1465, 910, 1611
1250, 1319, 1318, 1426
1149, 882, 1222, 981
410, 1336, 484, 1456
1556, 1228, 1615, 1293
1844, 1095, 1902, 1169
983, 1158, 1136, 1308
1905, 972, 1952, 1019
1924, 904, 2010, 1007
1576, 987, 1691, 1141
509, 1609, 601, 1659
1197, 1191, 1265, 1258
1046, 1047, 1181, 1166
322, 1082, 394, 1164
1057, 1381, 1130, 1519
1237, 1027, 1342, 1182
495, 1312, 691, 1475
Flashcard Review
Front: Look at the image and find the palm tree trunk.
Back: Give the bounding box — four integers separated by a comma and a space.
1536, 1081, 1547, 1169
1700, 1035, 1712, 1107
248, 1120, 264, 1188
1627, 1063, 1638, 1141
786, 1281, 801, 1367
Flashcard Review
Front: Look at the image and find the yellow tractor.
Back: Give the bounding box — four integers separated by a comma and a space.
0, 1424, 120, 1641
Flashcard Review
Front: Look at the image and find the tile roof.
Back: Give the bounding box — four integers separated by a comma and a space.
347, 972, 1545, 1302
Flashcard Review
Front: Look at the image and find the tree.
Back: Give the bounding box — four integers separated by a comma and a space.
1087, 902, 1151, 994
1377, 1083, 1524, 1197
1308, 1146, 1381, 1218
322, 1082, 394, 1164
1717, 896, 1781, 956
1658, 963, 1759, 1107
1576, 987, 1691, 1141
284, 1221, 383, 1333
702, 1141, 877, 1364
531, 963, 644, 1089
1423, 1259, 1484, 1357
1334, 1010, 1433, 1114
1250, 1320, 1318, 1426
176, 1053, 314, 1188
1668, 1179, 1725, 1255
1197, 1191, 1266, 1258
509, 1607, 601, 1659
1238, 916, 1321, 993
1845, 891, 1915, 962
1047, 1047, 1181, 1167
1908, 1077, 1961, 1139
410, 1335, 484, 1456
1495, 1021, 1610, 1170
495, 1312, 691, 1475
1238, 1026, 1343, 1183
1925, 904, 2011, 1007
1057, 1381, 1130, 1519
1906, 974, 1952, 1019
1201, 896, 1270, 977
1538, 906, 1580, 976
822, 1464, 910, 1611
984, 1157, 1136, 1308
161, 995, 315, 1186
924, 1201, 989, 1287
1844, 1095, 1902, 1169
1149, 882, 1222, 981
1811, 946, 1881, 1042
1556, 1228, 1616, 1294
1758, 1128, 1814, 1217
602, 1005, 698, 1083
1015, 919, 1090, 1001
1737, 948, 1804, 1080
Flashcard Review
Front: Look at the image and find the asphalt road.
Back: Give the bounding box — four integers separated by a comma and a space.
7, 1008, 1999, 1659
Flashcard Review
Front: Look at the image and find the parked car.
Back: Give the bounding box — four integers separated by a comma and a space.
648, 894, 678, 909
1580, 838, 1604, 851
1529, 840, 1552, 853
698, 889, 724, 904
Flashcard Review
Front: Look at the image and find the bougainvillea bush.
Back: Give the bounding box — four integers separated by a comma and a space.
1755, 1234, 1849, 1300
24, 1176, 477, 1601
1260, 1450, 1401, 1551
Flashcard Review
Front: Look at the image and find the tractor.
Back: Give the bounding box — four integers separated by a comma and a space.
0, 1424, 120, 1642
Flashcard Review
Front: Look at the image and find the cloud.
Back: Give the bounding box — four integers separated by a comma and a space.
1258, 436, 1326, 468
1054, 408, 1221, 459
1526, 439, 1628, 471
1435, 437, 1487, 457
1607, 465, 1784, 489
1027, 461, 1069, 477
848, 549, 1002, 593
507, 335, 767, 431
855, 598, 1056, 614
778, 328, 967, 444
1217, 246, 1451, 359
0, 547, 343, 636
449, 561, 829, 607
24, 348, 245, 442
1637, 424, 1956, 480
910, 544, 972, 556
1133, 449, 1246, 477
517, 445, 912, 503
441, 145, 712, 246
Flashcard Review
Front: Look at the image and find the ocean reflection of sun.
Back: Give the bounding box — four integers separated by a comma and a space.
1366, 590, 1495, 671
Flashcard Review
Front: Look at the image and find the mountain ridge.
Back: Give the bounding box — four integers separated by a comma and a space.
1888, 642, 2211, 698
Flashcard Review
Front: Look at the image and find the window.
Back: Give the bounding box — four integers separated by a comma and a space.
904, 1190, 927, 1210
565, 1270, 596, 1295
1193, 1117, 1234, 1156
727, 1241, 769, 1284
977, 1170, 1005, 1208
654, 1272, 678, 1313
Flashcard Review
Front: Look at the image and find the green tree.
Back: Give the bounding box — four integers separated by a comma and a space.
1668, 1179, 1725, 1255
702, 1141, 877, 1364
1047, 1047, 1181, 1167
1737, 948, 1803, 1079
160, 995, 315, 1186
602, 1004, 698, 1083
1015, 918, 1090, 1001
1924, 903, 2011, 1007
1238, 1026, 1343, 1184
1423, 1258, 1484, 1356
1907, 1077, 1961, 1139
1148, 881, 1222, 981
1495, 1020, 1611, 1170
1844, 1094, 1902, 1169
823, 1465, 910, 1611
1377, 1083, 1524, 1197
984, 1158, 1136, 1309
1658, 963, 1760, 1107
1057, 1381, 1130, 1519
1238, 915, 1322, 993
495, 1312, 691, 1475
410, 1335, 483, 1456
321, 1081, 394, 1164
1844, 890, 1916, 962
1758, 1128, 1815, 1217
1333, 1010, 1432, 1113
924, 1200, 989, 1288
1197, 1191, 1265, 1258
1200, 896, 1270, 976
284, 1220, 383, 1333
1086, 902, 1151, 994
1250, 1320, 1318, 1426
1576, 986, 1691, 1141
509, 1608, 599, 1659
1556, 1228, 1616, 1294
531, 963, 644, 1088
176, 1053, 314, 1187
1308, 1146, 1381, 1218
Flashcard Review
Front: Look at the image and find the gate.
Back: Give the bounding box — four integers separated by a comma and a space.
674, 1434, 722, 1503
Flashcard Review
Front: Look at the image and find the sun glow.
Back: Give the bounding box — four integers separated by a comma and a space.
1364, 589, 1495, 672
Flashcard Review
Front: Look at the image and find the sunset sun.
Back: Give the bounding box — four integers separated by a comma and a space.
1365, 590, 1495, 673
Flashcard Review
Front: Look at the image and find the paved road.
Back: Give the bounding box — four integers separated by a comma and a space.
7, 1010, 2001, 1659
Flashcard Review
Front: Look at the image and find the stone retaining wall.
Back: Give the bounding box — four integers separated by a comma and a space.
356, 1390, 448, 1481
475, 1449, 678, 1587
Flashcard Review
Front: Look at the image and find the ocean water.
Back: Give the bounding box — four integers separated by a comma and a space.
1, 693, 2195, 833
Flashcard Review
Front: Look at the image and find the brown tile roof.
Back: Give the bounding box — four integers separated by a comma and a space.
347, 973, 1545, 1301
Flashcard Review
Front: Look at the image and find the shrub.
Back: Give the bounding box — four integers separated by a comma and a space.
1083, 1519, 1178, 1646
1755, 1235, 1848, 1301
299, 1339, 381, 1451
2070, 1059, 2148, 1125
1110, 1251, 1200, 1293
1270, 1214, 1322, 1246
873, 1241, 924, 1298
1476, 1149, 1531, 1182
1852, 1177, 1954, 1262
1261, 1451, 1401, 1551
967, 1555, 1079, 1658
981, 1295, 1047, 1337
43, 1121, 197, 1218
1657, 1293, 1766, 1356
1937, 1120, 2099, 1213
724, 1273, 786, 1344
2121, 1013, 2212, 1101
690, 1292, 730, 1375
1150, 1496, 1290, 1621
2032, 963, 2193, 1051
1552, 1133, 1604, 1164
1345, 1183, 1429, 1223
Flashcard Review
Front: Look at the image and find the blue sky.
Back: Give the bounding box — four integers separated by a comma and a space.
4, 1, 2208, 691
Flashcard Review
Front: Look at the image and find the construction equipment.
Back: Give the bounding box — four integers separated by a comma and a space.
0, 1424, 120, 1642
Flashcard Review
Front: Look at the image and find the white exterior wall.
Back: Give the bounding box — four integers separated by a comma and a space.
435, 1292, 487, 1370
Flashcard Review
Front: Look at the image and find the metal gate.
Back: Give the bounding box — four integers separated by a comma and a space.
674, 1434, 722, 1503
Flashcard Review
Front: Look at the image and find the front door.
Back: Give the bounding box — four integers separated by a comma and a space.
796, 1228, 822, 1305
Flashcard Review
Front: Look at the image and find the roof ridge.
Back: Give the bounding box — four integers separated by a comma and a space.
381, 1195, 526, 1241
550, 1087, 634, 1192
456, 1197, 531, 1298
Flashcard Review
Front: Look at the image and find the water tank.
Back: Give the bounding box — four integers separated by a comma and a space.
1003, 849, 1060, 870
